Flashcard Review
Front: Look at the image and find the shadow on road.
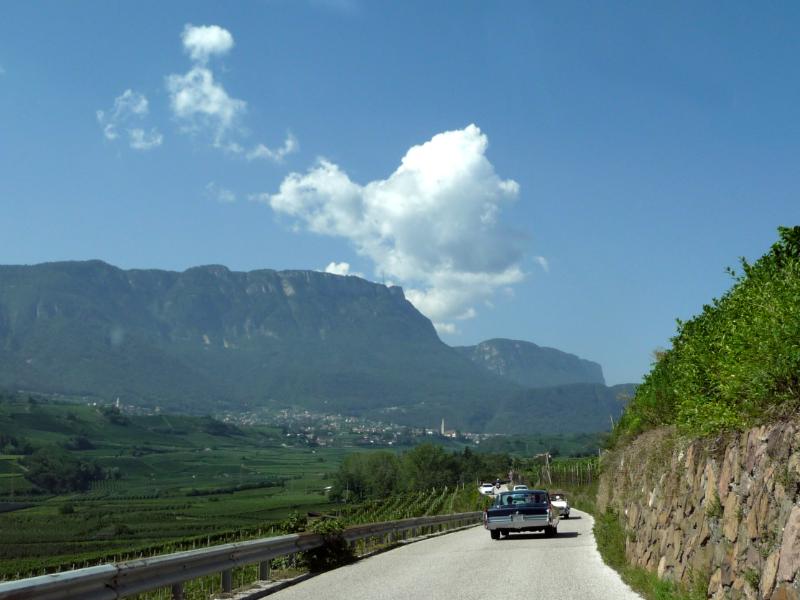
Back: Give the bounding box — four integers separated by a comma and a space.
501, 531, 580, 540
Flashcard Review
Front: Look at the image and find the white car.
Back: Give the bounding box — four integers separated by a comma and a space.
479, 483, 496, 495
550, 492, 570, 518
512, 485, 528, 491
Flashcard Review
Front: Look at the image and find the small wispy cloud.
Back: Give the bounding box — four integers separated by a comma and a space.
534, 255, 550, 273
0, 64, 5, 76
181, 24, 234, 64
323, 261, 363, 277
434, 322, 458, 335
206, 181, 237, 204
166, 24, 298, 163
129, 128, 164, 150
166, 66, 246, 142
246, 133, 299, 163
97, 90, 163, 150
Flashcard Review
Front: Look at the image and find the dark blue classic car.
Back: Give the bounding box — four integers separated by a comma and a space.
484, 490, 559, 539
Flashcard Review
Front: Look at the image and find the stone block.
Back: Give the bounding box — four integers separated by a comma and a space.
719, 446, 735, 503
721, 562, 734, 587
772, 584, 800, 600
777, 505, 800, 583
709, 568, 723, 597
746, 503, 759, 540
723, 492, 741, 542
657, 555, 668, 578
761, 550, 780, 599
691, 544, 714, 579
705, 462, 719, 507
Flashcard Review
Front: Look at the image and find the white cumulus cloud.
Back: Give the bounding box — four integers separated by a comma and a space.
97, 90, 163, 150
266, 124, 526, 331
182, 24, 234, 64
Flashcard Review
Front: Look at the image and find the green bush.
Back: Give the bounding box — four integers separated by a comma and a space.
613, 226, 800, 441
330, 444, 511, 501
22, 447, 104, 493
303, 518, 354, 572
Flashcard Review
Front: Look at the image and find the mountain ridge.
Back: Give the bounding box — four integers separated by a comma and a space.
0, 260, 632, 433
455, 338, 605, 388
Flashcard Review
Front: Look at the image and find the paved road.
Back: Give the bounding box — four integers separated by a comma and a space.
270, 510, 641, 600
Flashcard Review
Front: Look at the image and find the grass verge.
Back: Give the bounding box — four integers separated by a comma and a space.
592, 509, 707, 600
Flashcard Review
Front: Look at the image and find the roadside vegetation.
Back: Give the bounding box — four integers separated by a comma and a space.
612, 226, 800, 442
0, 395, 346, 579
593, 510, 707, 600
0, 394, 545, 580
594, 226, 800, 599
0, 388, 613, 583
531, 461, 706, 600
329, 444, 508, 502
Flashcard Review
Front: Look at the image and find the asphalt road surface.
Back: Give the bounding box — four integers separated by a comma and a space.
270, 510, 641, 600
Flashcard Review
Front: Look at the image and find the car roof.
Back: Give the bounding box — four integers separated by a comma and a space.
499, 489, 547, 495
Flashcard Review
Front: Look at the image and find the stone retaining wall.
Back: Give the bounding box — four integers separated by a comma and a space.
597, 421, 800, 599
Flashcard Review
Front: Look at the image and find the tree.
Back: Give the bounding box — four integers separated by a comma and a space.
400, 444, 457, 490
22, 447, 103, 493
331, 451, 400, 500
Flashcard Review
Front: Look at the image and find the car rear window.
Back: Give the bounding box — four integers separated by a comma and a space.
495, 492, 548, 506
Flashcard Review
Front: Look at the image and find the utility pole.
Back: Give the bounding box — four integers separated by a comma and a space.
533, 452, 552, 486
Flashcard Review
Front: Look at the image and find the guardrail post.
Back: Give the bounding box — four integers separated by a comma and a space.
222, 569, 233, 593
171, 582, 184, 600
259, 560, 270, 581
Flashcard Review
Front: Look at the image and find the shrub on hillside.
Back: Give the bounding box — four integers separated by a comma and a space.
613, 226, 800, 441
303, 518, 353, 572
330, 445, 511, 501
22, 447, 104, 493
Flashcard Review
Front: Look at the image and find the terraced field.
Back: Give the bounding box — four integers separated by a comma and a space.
0, 397, 491, 580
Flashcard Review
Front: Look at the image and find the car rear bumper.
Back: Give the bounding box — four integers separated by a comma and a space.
485, 514, 557, 531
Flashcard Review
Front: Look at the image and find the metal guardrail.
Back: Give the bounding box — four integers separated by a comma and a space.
0, 511, 482, 600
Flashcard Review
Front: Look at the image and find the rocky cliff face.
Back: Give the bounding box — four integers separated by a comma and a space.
455, 338, 605, 387
598, 422, 800, 599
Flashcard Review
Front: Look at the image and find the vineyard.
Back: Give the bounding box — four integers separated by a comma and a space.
0, 482, 486, 582
527, 456, 599, 488
337, 484, 486, 525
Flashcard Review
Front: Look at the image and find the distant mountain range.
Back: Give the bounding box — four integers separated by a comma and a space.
0, 261, 635, 433
455, 338, 605, 388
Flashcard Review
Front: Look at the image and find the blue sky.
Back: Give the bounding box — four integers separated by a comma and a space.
1, 2, 798, 385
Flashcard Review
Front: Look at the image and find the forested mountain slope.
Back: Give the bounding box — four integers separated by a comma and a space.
0, 260, 632, 432
455, 338, 605, 388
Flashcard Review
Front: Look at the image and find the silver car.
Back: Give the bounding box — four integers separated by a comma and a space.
550, 492, 570, 519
